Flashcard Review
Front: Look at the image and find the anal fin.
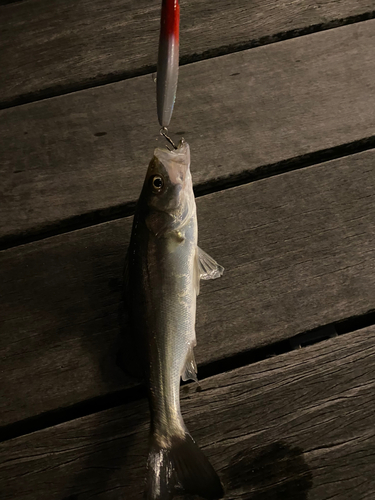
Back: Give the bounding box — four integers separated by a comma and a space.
182, 347, 198, 383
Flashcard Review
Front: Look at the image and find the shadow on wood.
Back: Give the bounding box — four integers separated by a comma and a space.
58, 231, 151, 499
60, 398, 149, 500
224, 442, 313, 499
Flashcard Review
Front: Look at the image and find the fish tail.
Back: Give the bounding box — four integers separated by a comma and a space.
146, 432, 224, 500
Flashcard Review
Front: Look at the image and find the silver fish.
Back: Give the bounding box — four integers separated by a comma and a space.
123, 139, 224, 499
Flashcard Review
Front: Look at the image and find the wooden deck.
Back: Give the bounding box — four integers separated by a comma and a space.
1, 1, 375, 498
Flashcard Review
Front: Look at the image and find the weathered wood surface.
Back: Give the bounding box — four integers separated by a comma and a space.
1, 0, 374, 106
1, 327, 374, 500
2, 20, 375, 242
1, 150, 375, 426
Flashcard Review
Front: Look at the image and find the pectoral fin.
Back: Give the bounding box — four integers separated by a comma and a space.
198, 247, 224, 280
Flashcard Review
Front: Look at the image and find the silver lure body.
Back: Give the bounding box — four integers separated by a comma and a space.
157, 0, 180, 128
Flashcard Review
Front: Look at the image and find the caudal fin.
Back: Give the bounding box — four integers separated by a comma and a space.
146, 433, 224, 500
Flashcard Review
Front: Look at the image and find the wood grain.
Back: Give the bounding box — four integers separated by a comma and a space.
1, 0, 374, 106
1, 150, 375, 425
2, 20, 375, 241
1, 327, 374, 499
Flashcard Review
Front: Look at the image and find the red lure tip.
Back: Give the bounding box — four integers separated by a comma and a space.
160, 0, 180, 42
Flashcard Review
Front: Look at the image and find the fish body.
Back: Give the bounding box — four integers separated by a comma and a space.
157, 0, 180, 128
125, 140, 224, 499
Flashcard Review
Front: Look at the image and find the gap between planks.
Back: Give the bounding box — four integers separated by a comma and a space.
1, 135, 375, 252
1, 0, 375, 109
0, 326, 374, 500
1, 150, 375, 426
2, 20, 375, 243
0, 308, 374, 444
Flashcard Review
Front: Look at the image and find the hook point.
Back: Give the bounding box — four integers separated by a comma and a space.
160, 127, 177, 150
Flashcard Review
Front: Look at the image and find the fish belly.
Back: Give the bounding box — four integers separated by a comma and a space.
146, 217, 197, 442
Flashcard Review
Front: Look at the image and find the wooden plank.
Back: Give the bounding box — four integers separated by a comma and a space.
2, 20, 375, 241
1, 150, 375, 425
1, 327, 374, 499
1, 0, 374, 106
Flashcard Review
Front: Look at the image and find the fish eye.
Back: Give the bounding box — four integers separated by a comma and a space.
151, 175, 164, 192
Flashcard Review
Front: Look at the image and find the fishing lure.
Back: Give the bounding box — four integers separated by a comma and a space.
157, 0, 180, 129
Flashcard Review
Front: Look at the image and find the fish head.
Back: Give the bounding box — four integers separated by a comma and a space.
140, 139, 195, 236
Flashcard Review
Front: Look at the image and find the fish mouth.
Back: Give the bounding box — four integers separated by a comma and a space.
153, 139, 190, 182
154, 138, 191, 197
153, 139, 194, 225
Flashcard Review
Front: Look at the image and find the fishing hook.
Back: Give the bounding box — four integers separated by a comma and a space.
160, 127, 177, 150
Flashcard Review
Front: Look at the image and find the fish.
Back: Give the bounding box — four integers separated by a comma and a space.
157, 0, 180, 128
123, 139, 224, 499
